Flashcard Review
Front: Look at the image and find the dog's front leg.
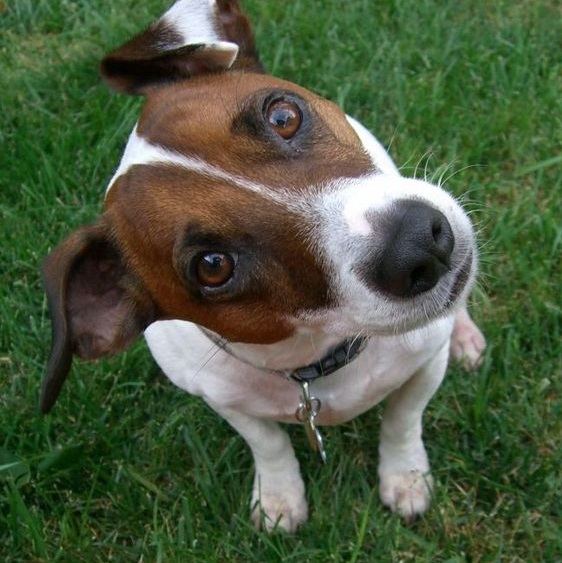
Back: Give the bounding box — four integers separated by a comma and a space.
450, 305, 486, 369
210, 404, 307, 532
377, 344, 449, 522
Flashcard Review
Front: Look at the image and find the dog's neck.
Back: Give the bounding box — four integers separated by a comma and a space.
201, 327, 368, 382
200, 326, 368, 465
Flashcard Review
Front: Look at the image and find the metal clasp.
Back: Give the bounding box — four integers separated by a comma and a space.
294, 379, 327, 464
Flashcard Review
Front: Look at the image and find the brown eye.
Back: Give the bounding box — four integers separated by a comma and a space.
195, 252, 236, 287
266, 99, 302, 139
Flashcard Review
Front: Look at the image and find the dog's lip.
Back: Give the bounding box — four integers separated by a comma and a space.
369, 248, 474, 334
446, 249, 473, 307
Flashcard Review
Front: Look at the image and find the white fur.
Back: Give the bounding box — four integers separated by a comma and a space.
346, 115, 400, 175
106, 126, 278, 199
156, 1, 239, 71
145, 310, 455, 531
162, 0, 221, 46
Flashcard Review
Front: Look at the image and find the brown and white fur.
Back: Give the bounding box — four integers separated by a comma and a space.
41, 0, 486, 532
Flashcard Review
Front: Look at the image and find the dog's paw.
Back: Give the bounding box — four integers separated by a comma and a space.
250, 486, 308, 533
450, 309, 486, 369
379, 470, 433, 523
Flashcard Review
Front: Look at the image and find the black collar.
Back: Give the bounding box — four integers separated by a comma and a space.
288, 337, 368, 383
200, 328, 368, 383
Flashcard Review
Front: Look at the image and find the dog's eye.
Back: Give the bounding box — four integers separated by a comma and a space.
266, 99, 302, 139
195, 252, 236, 287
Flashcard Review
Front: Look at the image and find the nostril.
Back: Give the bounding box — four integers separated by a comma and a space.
360, 200, 456, 298
431, 215, 454, 266
411, 264, 428, 285
431, 220, 442, 241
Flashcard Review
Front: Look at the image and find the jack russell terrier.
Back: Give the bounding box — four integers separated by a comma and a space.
41, 0, 486, 532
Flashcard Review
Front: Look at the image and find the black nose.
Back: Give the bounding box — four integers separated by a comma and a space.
372, 200, 455, 297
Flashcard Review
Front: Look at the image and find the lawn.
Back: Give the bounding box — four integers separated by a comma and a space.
1, 0, 560, 561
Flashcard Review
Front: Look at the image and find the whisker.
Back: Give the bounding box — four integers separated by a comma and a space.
187, 341, 227, 386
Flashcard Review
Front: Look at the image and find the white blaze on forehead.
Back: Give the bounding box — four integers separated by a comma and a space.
107, 114, 457, 237
346, 115, 399, 176
342, 193, 375, 236
105, 126, 284, 202
337, 117, 400, 236
342, 116, 465, 236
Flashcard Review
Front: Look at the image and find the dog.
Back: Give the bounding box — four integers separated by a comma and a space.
41, 0, 486, 532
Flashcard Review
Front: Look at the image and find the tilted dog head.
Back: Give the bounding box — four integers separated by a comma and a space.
41, 0, 477, 412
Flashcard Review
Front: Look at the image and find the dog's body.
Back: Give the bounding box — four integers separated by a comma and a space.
42, 0, 485, 532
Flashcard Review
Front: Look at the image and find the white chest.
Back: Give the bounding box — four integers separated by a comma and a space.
144, 317, 453, 425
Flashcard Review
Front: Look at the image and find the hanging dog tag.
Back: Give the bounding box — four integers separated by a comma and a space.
295, 380, 327, 464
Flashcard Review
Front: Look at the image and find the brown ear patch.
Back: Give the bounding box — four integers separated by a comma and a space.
41, 222, 155, 413
100, 0, 264, 95
65, 238, 146, 359
101, 38, 238, 95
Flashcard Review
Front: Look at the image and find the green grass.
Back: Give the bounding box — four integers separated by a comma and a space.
1, 0, 561, 561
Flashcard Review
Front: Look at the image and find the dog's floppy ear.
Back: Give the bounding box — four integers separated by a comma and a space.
41, 221, 155, 413
101, 0, 264, 94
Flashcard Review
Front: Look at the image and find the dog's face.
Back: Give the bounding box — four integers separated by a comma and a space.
41, 0, 476, 411
103, 72, 374, 343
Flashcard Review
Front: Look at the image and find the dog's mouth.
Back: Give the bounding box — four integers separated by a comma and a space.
441, 248, 474, 310
407, 247, 475, 320
362, 248, 475, 336
396, 247, 475, 331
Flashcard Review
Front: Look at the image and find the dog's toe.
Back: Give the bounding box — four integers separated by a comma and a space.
251, 487, 308, 533
379, 470, 433, 521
